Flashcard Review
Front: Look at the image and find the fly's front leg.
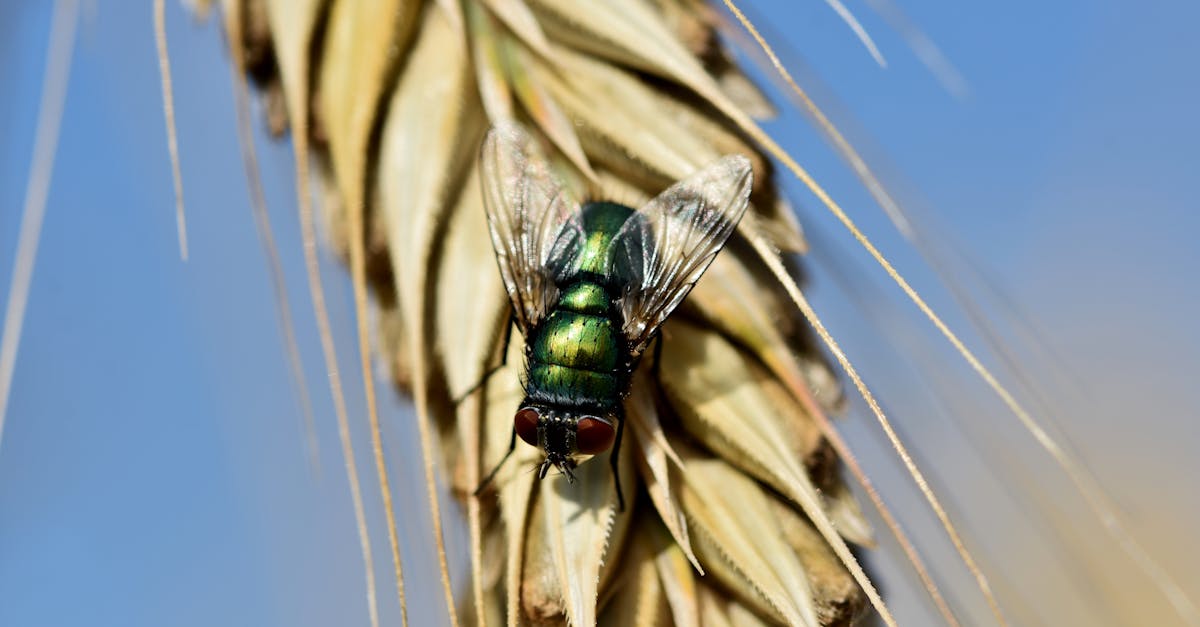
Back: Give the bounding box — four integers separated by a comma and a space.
610, 412, 626, 513
453, 310, 515, 406
475, 426, 518, 496
650, 332, 665, 387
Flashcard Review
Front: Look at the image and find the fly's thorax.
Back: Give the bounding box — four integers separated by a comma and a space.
574, 201, 637, 277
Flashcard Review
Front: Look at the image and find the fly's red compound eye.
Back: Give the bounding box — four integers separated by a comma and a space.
575, 416, 615, 455
514, 408, 540, 446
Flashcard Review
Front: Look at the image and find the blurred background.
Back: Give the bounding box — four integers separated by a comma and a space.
1, 1, 1196, 625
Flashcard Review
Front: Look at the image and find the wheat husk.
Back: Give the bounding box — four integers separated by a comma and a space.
225, 0, 871, 624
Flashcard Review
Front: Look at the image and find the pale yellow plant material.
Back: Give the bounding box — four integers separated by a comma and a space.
679, 451, 820, 626
626, 378, 701, 572
599, 530, 670, 626
320, 2, 455, 625
653, 525, 702, 627
263, 1, 388, 625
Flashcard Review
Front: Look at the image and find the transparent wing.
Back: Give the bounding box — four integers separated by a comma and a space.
611, 155, 753, 355
480, 123, 584, 334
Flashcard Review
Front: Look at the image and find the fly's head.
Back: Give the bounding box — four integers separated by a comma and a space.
513, 405, 616, 482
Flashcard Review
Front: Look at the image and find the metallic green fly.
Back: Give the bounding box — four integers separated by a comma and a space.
473, 123, 752, 510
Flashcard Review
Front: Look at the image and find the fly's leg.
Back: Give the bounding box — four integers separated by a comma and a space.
610, 413, 626, 512
468, 311, 517, 493
474, 426, 517, 496
650, 332, 664, 384
609, 335, 660, 513
453, 311, 515, 406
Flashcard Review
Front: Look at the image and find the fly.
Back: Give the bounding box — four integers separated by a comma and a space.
471, 123, 752, 510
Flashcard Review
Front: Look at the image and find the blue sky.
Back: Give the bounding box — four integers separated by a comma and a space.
1, 1, 1197, 625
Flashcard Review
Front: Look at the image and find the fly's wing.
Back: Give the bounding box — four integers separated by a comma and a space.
480, 123, 585, 334
610, 155, 753, 355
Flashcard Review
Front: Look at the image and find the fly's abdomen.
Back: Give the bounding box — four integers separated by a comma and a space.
527, 308, 623, 408
525, 363, 621, 409
530, 310, 619, 371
